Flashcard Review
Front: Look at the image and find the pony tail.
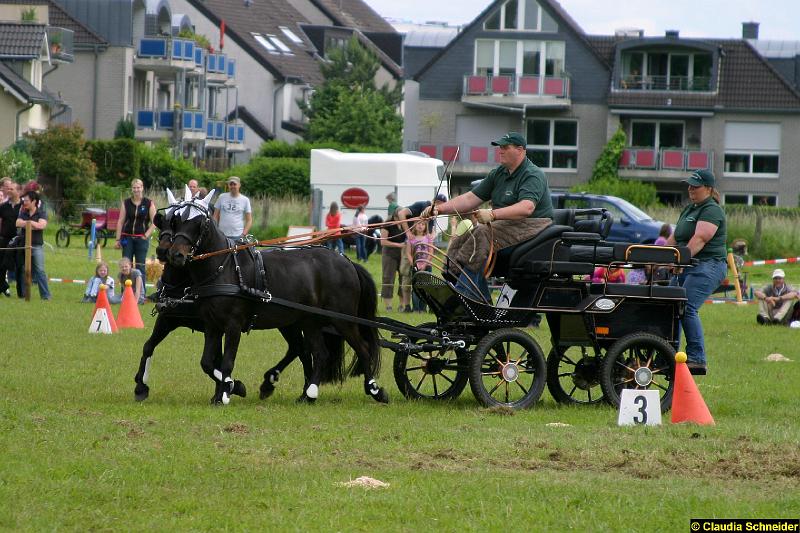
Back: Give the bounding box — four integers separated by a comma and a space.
711, 188, 721, 203
349, 262, 381, 378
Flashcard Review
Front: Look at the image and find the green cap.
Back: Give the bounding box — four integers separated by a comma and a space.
685, 169, 715, 187
491, 132, 527, 147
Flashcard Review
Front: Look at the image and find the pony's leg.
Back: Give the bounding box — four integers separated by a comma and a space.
261, 327, 302, 400
218, 328, 243, 405
336, 321, 389, 404
133, 315, 175, 401
200, 330, 227, 404
298, 326, 330, 403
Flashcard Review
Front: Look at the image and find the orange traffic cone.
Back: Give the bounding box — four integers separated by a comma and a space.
93, 284, 118, 333
671, 352, 714, 425
117, 279, 144, 329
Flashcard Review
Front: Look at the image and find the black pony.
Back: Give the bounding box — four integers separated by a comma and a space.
160, 191, 388, 404
134, 192, 342, 403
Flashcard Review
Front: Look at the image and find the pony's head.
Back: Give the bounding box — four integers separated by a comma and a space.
160, 186, 216, 267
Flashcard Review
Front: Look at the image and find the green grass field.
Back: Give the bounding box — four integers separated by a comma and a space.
2, 238, 799, 531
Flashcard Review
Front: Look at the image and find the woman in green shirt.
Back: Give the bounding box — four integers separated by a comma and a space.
667, 169, 727, 376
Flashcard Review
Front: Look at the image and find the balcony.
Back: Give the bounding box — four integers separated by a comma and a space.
135, 38, 197, 73
47, 27, 74, 63
205, 119, 227, 148
206, 54, 236, 85
617, 75, 712, 92
618, 147, 713, 181
462, 74, 571, 109
226, 123, 246, 152
134, 108, 206, 142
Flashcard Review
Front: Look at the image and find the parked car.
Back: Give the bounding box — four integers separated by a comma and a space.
551, 192, 666, 243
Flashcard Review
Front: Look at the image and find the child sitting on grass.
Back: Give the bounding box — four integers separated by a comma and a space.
82, 262, 115, 303
109, 257, 145, 304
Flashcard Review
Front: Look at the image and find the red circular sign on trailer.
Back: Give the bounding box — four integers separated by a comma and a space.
340, 187, 370, 208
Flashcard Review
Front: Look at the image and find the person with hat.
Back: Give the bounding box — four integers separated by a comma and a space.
666, 169, 727, 375
422, 131, 553, 300
213, 176, 252, 241
754, 269, 798, 325
395, 193, 448, 234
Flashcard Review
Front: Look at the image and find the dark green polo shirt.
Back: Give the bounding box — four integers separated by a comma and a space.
471, 158, 554, 219
673, 197, 727, 261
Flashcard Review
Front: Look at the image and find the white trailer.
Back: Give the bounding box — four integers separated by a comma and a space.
309, 149, 443, 228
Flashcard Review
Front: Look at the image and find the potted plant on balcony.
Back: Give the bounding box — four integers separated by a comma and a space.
49, 34, 62, 55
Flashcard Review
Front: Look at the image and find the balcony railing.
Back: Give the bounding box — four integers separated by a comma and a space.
47, 27, 74, 63
619, 148, 713, 172
411, 142, 502, 164
227, 123, 245, 144
463, 73, 571, 98
135, 109, 206, 132
206, 53, 235, 80
618, 75, 712, 92
137, 38, 196, 62
207, 119, 226, 140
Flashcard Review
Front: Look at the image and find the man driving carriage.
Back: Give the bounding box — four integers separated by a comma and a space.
423, 132, 554, 300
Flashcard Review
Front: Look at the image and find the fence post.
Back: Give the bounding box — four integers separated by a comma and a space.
24, 220, 32, 302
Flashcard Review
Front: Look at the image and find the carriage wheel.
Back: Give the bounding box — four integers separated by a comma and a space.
600, 333, 675, 412
392, 324, 469, 400
55, 228, 70, 248
546, 346, 606, 405
84, 231, 108, 249
468, 328, 546, 409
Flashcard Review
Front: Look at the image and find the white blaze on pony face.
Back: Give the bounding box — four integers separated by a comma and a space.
306, 384, 319, 399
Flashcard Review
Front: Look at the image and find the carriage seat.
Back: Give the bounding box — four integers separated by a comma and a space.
568, 242, 695, 266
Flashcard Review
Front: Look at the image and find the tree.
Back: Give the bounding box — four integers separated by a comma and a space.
301, 36, 402, 152
114, 118, 135, 139
26, 124, 96, 217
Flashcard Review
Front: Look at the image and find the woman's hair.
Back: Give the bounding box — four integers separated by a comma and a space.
95, 261, 109, 276
131, 178, 144, 188
356, 206, 365, 213
23, 190, 39, 202
658, 223, 672, 238
709, 187, 720, 203
329, 201, 339, 214
118, 257, 132, 269
411, 220, 427, 235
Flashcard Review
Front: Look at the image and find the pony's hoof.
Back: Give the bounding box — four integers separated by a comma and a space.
210, 393, 224, 405
373, 387, 390, 404
296, 393, 316, 404
259, 382, 275, 400
134, 384, 149, 402
232, 380, 247, 398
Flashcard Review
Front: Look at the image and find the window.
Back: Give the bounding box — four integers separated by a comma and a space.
474, 39, 565, 78
279, 26, 304, 45
324, 36, 347, 58
484, 0, 550, 31
630, 120, 684, 148
252, 33, 278, 54
724, 194, 777, 206
526, 119, 578, 170
268, 35, 292, 54
724, 122, 780, 177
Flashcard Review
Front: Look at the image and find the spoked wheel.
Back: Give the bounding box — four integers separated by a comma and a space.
600, 333, 675, 412
55, 228, 70, 248
85, 231, 108, 249
393, 324, 469, 400
546, 345, 605, 405
468, 328, 546, 409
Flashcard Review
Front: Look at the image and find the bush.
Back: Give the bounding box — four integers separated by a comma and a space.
139, 142, 197, 189
590, 127, 626, 182
87, 138, 140, 187
26, 124, 96, 217
0, 148, 37, 183
242, 157, 309, 197
89, 183, 125, 206
114, 118, 135, 139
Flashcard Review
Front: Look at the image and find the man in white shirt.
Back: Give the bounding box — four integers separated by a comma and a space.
213, 176, 252, 240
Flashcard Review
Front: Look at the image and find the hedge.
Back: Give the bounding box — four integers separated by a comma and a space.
241, 157, 309, 197
87, 138, 140, 187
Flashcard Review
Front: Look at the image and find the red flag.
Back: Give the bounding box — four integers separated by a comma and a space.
220, 20, 225, 50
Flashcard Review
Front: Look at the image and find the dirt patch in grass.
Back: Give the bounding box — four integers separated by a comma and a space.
223, 422, 250, 435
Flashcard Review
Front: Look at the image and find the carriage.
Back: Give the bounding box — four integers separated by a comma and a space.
381, 208, 692, 412
55, 206, 121, 248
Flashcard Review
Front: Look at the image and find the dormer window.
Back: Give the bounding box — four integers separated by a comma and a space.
620, 50, 713, 91
483, 0, 557, 32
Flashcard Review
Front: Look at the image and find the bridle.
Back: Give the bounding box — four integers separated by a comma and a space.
158, 202, 213, 260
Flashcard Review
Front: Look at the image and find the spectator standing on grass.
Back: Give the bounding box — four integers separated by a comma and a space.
213, 176, 252, 241
324, 201, 344, 254
15, 190, 51, 300
115, 178, 156, 276
386, 192, 398, 219
82, 262, 115, 303
755, 269, 798, 326
188, 179, 199, 198
405, 219, 434, 312
110, 257, 145, 305
352, 205, 369, 262
380, 207, 411, 312
0, 177, 21, 297
667, 169, 727, 376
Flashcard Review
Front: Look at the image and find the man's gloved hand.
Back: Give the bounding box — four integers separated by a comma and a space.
476, 209, 495, 224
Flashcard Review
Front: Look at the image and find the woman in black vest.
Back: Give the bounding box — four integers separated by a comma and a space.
115, 178, 156, 276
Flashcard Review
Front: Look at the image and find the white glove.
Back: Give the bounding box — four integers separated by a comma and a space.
476, 209, 495, 224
